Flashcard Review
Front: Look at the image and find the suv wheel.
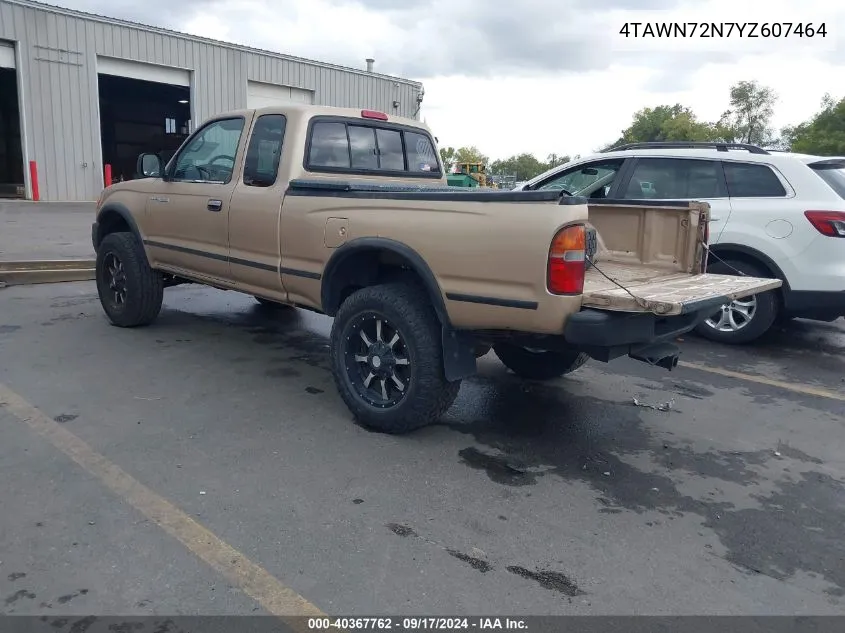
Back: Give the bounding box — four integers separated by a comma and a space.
330, 282, 460, 434
493, 343, 589, 380
96, 232, 163, 327
694, 259, 779, 344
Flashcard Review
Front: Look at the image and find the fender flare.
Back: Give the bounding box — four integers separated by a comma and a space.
93, 202, 143, 250
320, 237, 451, 326
708, 242, 791, 293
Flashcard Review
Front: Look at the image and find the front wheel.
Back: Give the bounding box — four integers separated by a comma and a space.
330, 282, 460, 434
493, 343, 589, 380
693, 259, 779, 344
95, 232, 163, 327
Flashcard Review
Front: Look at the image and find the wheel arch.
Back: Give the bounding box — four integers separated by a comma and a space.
320, 237, 451, 327
94, 203, 142, 251
708, 242, 791, 297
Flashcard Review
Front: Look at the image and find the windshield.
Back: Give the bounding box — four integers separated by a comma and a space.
812, 166, 845, 199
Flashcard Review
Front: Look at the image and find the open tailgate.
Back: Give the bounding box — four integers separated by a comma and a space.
582, 200, 783, 316
582, 265, 782, 316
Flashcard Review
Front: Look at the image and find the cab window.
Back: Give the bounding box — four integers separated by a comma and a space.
243, 114, 287, 187
170, 117, 244, 184
307, 118, 440, 176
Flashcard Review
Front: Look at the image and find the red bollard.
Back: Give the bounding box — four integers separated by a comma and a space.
29, 161, 39, 201
104, 163, 112, 187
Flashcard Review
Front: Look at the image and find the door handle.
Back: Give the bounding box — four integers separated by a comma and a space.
207, 199, 222, 212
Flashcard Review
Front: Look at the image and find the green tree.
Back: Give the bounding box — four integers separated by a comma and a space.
490, 153, 549, 181
439, 146, 458, 170
546, 153, 571, 169
782, 94, 845, 155
717, 80, 778, 146
455, 146, 489, 166
615, 104, 719, 146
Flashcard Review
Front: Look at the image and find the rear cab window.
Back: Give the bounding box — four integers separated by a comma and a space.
306, 117, 442, 177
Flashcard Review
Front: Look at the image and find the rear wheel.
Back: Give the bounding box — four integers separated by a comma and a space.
493, 343, 589, 380
694, 259, 779, 344
95, 232, 163, 327
330, 282, 460, 434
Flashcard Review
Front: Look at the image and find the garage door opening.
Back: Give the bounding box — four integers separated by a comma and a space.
0, 67, 24, 198
98, 73, 191, 182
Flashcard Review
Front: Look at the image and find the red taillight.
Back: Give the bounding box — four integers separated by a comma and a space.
361, 109, 388, 121
804, 210, 845, 237
548, 224, 586, 295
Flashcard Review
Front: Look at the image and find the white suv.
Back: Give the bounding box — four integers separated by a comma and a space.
516, 142, 845, 344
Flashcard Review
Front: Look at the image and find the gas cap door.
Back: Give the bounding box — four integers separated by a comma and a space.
324, 217, 349, 248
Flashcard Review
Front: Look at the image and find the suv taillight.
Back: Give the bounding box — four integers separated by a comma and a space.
804, 211, 845, 238
548, 224, 586, 295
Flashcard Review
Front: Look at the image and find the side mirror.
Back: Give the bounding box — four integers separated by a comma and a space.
137, 153, 164, 178
581, 167, 599, 176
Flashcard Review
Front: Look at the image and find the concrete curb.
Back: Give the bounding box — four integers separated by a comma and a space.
0, 259, 96, 286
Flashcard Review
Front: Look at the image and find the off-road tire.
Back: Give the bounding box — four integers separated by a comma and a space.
693, 259, 779, 345
95, 232, 163, 327
330, 282, 460, 434
493, 343, 589, 380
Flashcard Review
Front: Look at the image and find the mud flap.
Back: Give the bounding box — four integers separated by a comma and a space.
442, 327, 477, 382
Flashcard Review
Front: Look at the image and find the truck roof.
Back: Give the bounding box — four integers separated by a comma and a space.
210, 103, 434, 134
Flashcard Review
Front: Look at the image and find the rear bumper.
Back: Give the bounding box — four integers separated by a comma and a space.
562, 307, 707, 365
783, 289, 845, 321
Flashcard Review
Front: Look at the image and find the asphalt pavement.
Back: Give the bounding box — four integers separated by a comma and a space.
0, 281, 843, 618
0, 201, 95, 261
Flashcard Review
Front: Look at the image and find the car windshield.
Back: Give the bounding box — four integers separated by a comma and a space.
811, 166, 845, 199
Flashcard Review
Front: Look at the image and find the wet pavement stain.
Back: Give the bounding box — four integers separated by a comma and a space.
145, 293, 845, 596
506, 566, 585, 596
702, 471, 845, 592
386, 523, 417, 538
53, 414, 78, 424
446, 549, 493, 573
265, 367, 301, 378
774, 441, 824, 465
7, 573, 25, 581
56, 589, 89, 605
5, 589, 36, 605
444, 375, 845, 593
305, 386, 324, 394
458, 447, 536, 486
352, 498, 364, 504
0, 325, 21, 334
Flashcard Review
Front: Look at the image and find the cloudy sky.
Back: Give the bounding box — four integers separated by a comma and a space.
55, 0, 845, 161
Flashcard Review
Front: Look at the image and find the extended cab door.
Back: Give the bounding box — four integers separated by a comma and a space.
144, 115, 250, 282
615, 157, 733, 241
228, 113, 289, 301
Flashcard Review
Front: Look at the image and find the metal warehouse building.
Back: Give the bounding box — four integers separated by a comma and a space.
0, 0, 424, 201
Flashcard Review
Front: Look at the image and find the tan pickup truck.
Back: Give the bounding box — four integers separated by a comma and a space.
91, 105, 781, 433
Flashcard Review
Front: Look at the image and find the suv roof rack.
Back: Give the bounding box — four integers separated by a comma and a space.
606, 141, 770, 155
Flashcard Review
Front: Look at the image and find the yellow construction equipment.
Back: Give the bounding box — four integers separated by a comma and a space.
447, 162, 498, 188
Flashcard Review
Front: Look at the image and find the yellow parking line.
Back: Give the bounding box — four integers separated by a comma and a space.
678, 361, 845, 402
0, 383, 325, 629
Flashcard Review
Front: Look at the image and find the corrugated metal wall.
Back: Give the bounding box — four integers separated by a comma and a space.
0, 0, 423, 201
